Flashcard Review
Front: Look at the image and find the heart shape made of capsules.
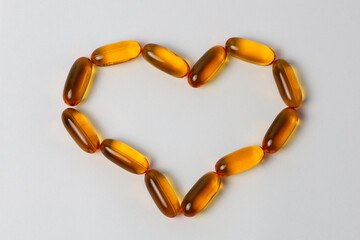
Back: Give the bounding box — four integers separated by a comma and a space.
61, 38, 303, 217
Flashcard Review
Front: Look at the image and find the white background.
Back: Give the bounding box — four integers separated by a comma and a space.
1, 0, 359, 239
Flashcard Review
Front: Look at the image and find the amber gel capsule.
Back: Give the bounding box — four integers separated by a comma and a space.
145, 169, 180, 218
263, 108, 298, 153
273, 59, 303, 108
215, 146, 264, 176
91, 40, 141, 66
142, 44, 189, 78
63, 57, 93, 106
226, 37, 275, 65
100, 139, 149, 174
62, 108, 100, 153
188, 46, 227, 88
181, 172, 221, 217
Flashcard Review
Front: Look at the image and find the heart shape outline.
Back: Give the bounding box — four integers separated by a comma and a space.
61, 37, 303, 218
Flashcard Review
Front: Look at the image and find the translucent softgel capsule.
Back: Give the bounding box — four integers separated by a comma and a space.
225, 37, 275, 65
188, 46, 227, 88
215, 146, 264, 176
145, 169, 180, 218
62, 108, 100, 153
273, 59, 303, 108
142, 44, 189, 78
263, 108, 298, 153
63, 57, 93, 106
100, 139, 149, 174
91, 40, 141, 66
181, 172, 221, 217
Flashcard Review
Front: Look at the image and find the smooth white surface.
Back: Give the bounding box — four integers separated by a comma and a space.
1, 0, 359, 239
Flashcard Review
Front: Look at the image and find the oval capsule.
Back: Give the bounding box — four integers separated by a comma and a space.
263, 108, 298, 153
62, 108, 100, 153
188, 46, 227, 88
63, 57, 93, 106
181, 172, 221, 217
91, 40, 141, 66
145, 169, 180, 218
273, 59, 302, 108
215, 146, 264, 176
142, 44, 189, 78
100, 139, 149, 174
225, 37, 275, 65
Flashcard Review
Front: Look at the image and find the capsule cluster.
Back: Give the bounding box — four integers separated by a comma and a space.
62, 38, 303, 217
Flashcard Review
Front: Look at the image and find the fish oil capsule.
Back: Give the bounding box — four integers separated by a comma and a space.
188, 46, 227, 88
215, 146, 264, 176
63, 57, 93, 106
145, 169, 180, 218
100, 139, 149, 174
225, 37, 275, 65
181, 172, 221, 217
263, 108, 298, 153
62, 108, 100, 153
273, 59, 303, 108
142, 44, 189, 78
91, 40, 141, 66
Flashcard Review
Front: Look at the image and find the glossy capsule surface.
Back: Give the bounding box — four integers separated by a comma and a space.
145, 169, 180, 218
188, 46, 227, 88
263, 108, 298, 153
181, 172, 221, 217
100, 139, 149, 174
273, 59, 303, 108
226, 37, 275, 65
63, 57, 93, 106
142, 44, 189, 78
91, 40, 141, 66
215, 146, 264, 176
62, 108, 100, 153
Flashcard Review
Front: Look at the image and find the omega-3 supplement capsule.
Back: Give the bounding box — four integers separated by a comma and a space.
91, 40, 141, 66
225, 37, 275, 65
181, 172, 221, 217
63, 57, 93, 106
145, 169, 180, 218
62, 108, 100, 153
142, 44, 189, 78
100, 139, 149, 174
273, 59, 303, 108
215, 146, 264, 176
188, 46, 227, 88
263, 108, 298, 153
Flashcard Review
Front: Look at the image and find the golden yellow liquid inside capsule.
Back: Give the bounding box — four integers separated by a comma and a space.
226, 37, 275, 65
63, 57, 93, 106
263, 108, 298, 153
142, 44, 189, 78
215, 146, 264, 176
91, 40, 141, 66
273, 59, 302, 108
188, 45, 227, 88
181, 172, 221, 217
100, 139, 149, 174
145, 169, 180, 218
62, 108, 100, 153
